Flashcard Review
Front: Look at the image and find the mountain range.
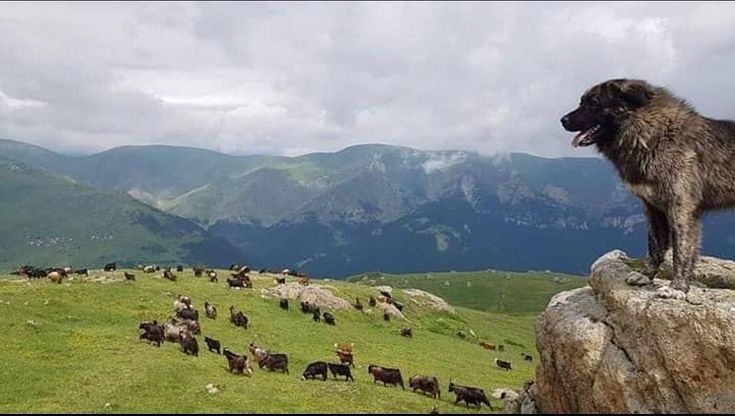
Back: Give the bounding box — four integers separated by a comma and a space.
3, 138, 735, 277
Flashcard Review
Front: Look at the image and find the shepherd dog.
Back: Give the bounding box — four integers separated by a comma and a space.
561, 78, 735, 294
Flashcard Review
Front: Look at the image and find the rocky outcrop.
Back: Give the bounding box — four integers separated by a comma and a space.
533, 250, 735, 414
375, 301, 406, 320
661, 250, 735, 289
402, 288, 455, 313
262, 283, 352, 310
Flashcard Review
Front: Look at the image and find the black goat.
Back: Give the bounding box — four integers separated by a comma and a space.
328, 363, 354, 381
179, 332, 199, 357
448, 382, 492, 409
302, 361, 328, 381
204, 336, 221, 354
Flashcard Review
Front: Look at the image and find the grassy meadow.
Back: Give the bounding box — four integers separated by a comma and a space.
0, 268, 586, 413
348, 269, 587, 314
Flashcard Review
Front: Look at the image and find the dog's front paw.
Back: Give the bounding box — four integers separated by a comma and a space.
655, 285, 687, 300
642, 266, 659, 279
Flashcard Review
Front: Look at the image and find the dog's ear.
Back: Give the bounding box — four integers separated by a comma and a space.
616, 80, 654, 107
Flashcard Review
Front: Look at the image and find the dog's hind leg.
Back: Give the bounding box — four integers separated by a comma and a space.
643, 202, 670, 278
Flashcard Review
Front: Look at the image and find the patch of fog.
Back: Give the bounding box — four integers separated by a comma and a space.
421, 151, 468, 174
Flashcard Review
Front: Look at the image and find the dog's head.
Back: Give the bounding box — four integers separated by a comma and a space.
561, 79, 655, 148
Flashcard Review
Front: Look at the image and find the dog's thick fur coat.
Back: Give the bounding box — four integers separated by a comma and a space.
562, 79, 735, 292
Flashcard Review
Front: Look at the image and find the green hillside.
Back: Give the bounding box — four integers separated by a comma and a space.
0, 158, 244, 270
0, 270, 548, 413
347, 270, 588, 314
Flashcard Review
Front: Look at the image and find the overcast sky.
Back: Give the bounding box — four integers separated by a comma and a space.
1, 2, 734, 158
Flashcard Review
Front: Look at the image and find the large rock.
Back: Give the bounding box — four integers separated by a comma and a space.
375, 301, 406, 320
262, 283, 351, 310
661, 250, 735, 289
534, 250, 735, 414
402, 289, 455, 313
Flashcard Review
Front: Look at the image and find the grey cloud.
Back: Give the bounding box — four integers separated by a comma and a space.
0, 2, 734, 157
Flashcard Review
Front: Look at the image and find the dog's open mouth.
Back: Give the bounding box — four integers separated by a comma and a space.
572, 124, 601, 147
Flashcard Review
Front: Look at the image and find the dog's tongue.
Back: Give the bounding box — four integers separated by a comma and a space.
572, 131, 589, 148
572, 128, 596, 148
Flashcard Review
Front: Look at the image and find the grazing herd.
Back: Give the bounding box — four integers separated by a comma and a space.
12, 265, 74, 282
301, 300, 338, 325
13, 261, 530, 412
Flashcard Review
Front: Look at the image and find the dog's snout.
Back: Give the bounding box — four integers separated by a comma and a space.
560, 115, 570, 128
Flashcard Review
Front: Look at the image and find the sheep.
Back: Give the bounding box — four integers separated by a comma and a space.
173, 295, 192, 313
204, 302, 217, 319
173, 318, 201, 335
47, 271, 64, 284
249, 343, 268, 363
163, 268, 177, 281
163, 322, 189, 342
